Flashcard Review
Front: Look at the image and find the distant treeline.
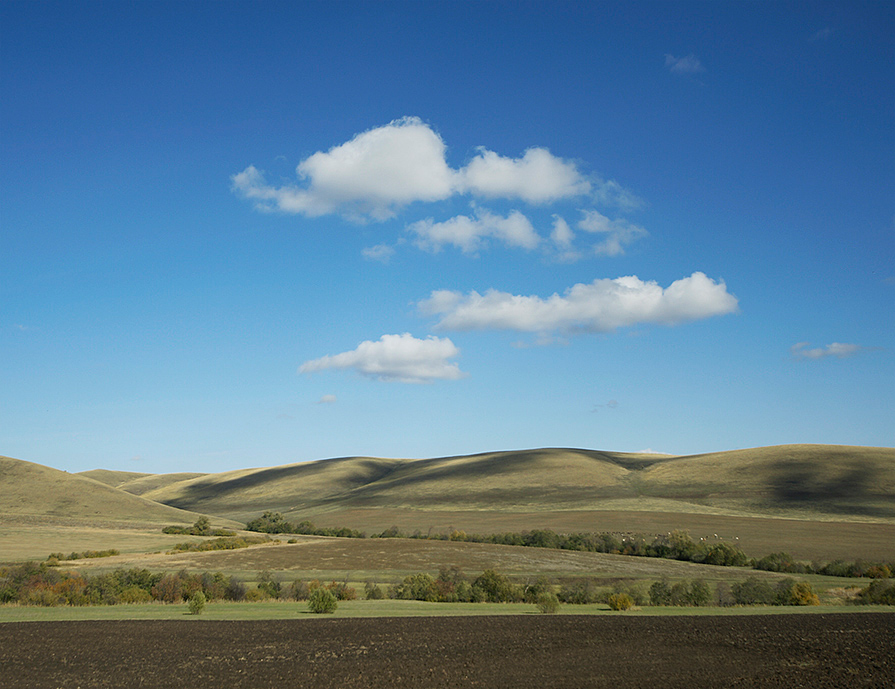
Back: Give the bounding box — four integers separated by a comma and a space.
246, 515, 894, 580
162, 516, 235, 537
1, 563, 256, 606
245, 511, 365, 539
45, 549, 119, 564
168, 535, 271, 553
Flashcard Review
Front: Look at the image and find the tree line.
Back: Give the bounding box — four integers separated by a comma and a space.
3, 560, 893, 609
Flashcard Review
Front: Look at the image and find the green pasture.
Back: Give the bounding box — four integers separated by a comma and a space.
1, 599, 891, 624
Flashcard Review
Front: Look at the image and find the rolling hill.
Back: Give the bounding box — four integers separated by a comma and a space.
134, 445, 895, 522
3, 445, 894, 563
0, 455, 222, 525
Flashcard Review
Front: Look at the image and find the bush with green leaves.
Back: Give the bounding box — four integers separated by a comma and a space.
776, 579, 819, 606
854, 579, 895, 605
188, 591, 206, 615
473, 569, 522, 603
650, 578, 711, 606
308, 586, 338, 614
364, 581, 384, 600
731, 577, 777, 605
536, 592, 560, 614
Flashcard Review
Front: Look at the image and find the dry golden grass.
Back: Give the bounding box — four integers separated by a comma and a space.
0, 515, 220, 562
138, 445, 895, 527
77, 469, 153, 488
0, 456, 207, 524
63, 535, 789, 586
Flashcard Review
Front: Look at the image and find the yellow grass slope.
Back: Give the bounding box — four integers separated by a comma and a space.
141, 445, 895, 524
0, 455, 217, 525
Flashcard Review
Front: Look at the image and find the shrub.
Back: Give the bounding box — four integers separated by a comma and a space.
188, 591, 206, 615
558, 580, 597, 605
607, 593, 634, 610
364, 581, 384, 600
473, 569, 521, 603
523, 576, 552, 604
855, 579, 895, 605
776, 579, 819, 606
687, 579, 711, 606
392, 573, 439, 602
152, 574, 184, 603
225, 577, 247, 601
327, 581, 357, 601
118, 585, 152, 604
731, 577, 776, 605
257, 570, 281, 599
289, 580, 311, 600
308, 587, 338, 614
536, 592, 560, 614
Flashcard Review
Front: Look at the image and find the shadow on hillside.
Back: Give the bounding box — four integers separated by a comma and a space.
770, 460, 895, 517
163, 458, 400, 509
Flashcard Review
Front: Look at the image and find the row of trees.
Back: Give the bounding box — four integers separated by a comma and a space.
0, 563, 254, 606
7, 560, 884, 609
755, 552, 893, 579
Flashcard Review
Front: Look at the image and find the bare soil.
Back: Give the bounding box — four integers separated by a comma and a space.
1, 613, 892, 688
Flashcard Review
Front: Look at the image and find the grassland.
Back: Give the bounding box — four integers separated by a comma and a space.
2, 445, 893, 596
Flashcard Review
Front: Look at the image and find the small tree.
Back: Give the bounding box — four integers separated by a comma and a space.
192, 516, 211, 536
188, 591, 206, 615
308, 586, 337, 614
536, 591, 560, 614
607, 593, 634, 610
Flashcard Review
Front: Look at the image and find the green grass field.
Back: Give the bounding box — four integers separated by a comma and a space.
2, 598, 891, 623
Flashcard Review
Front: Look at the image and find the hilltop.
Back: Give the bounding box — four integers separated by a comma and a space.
0, 455, 221, 526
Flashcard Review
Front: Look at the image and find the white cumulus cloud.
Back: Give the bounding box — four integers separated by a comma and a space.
791, 342, 862, 360
233, 117, 456, 220
232, 117, 624, 224
409, 208, 541, 253
419, 272, 738, 335
299, 333, 466, 383
458, 147, 590, 203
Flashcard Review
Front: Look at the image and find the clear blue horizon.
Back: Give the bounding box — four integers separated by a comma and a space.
2, 1, 893, 474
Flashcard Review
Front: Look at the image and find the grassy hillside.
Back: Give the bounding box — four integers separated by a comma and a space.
142, 445, 895, 524
77, 469, 153, 488
0, 455, 218, 526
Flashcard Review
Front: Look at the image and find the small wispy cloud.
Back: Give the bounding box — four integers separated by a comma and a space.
791, 342, 862, 360
316, 394, 337, 404
362, 244, 396, 263
809, 28, 833, 42
664, 53, 705, 74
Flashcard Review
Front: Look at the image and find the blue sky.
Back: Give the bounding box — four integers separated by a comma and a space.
2, 1, 892, 474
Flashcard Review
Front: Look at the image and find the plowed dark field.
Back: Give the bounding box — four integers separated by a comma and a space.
1, 613, 892, 688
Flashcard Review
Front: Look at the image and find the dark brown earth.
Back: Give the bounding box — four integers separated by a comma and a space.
1, 613, 893, 688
